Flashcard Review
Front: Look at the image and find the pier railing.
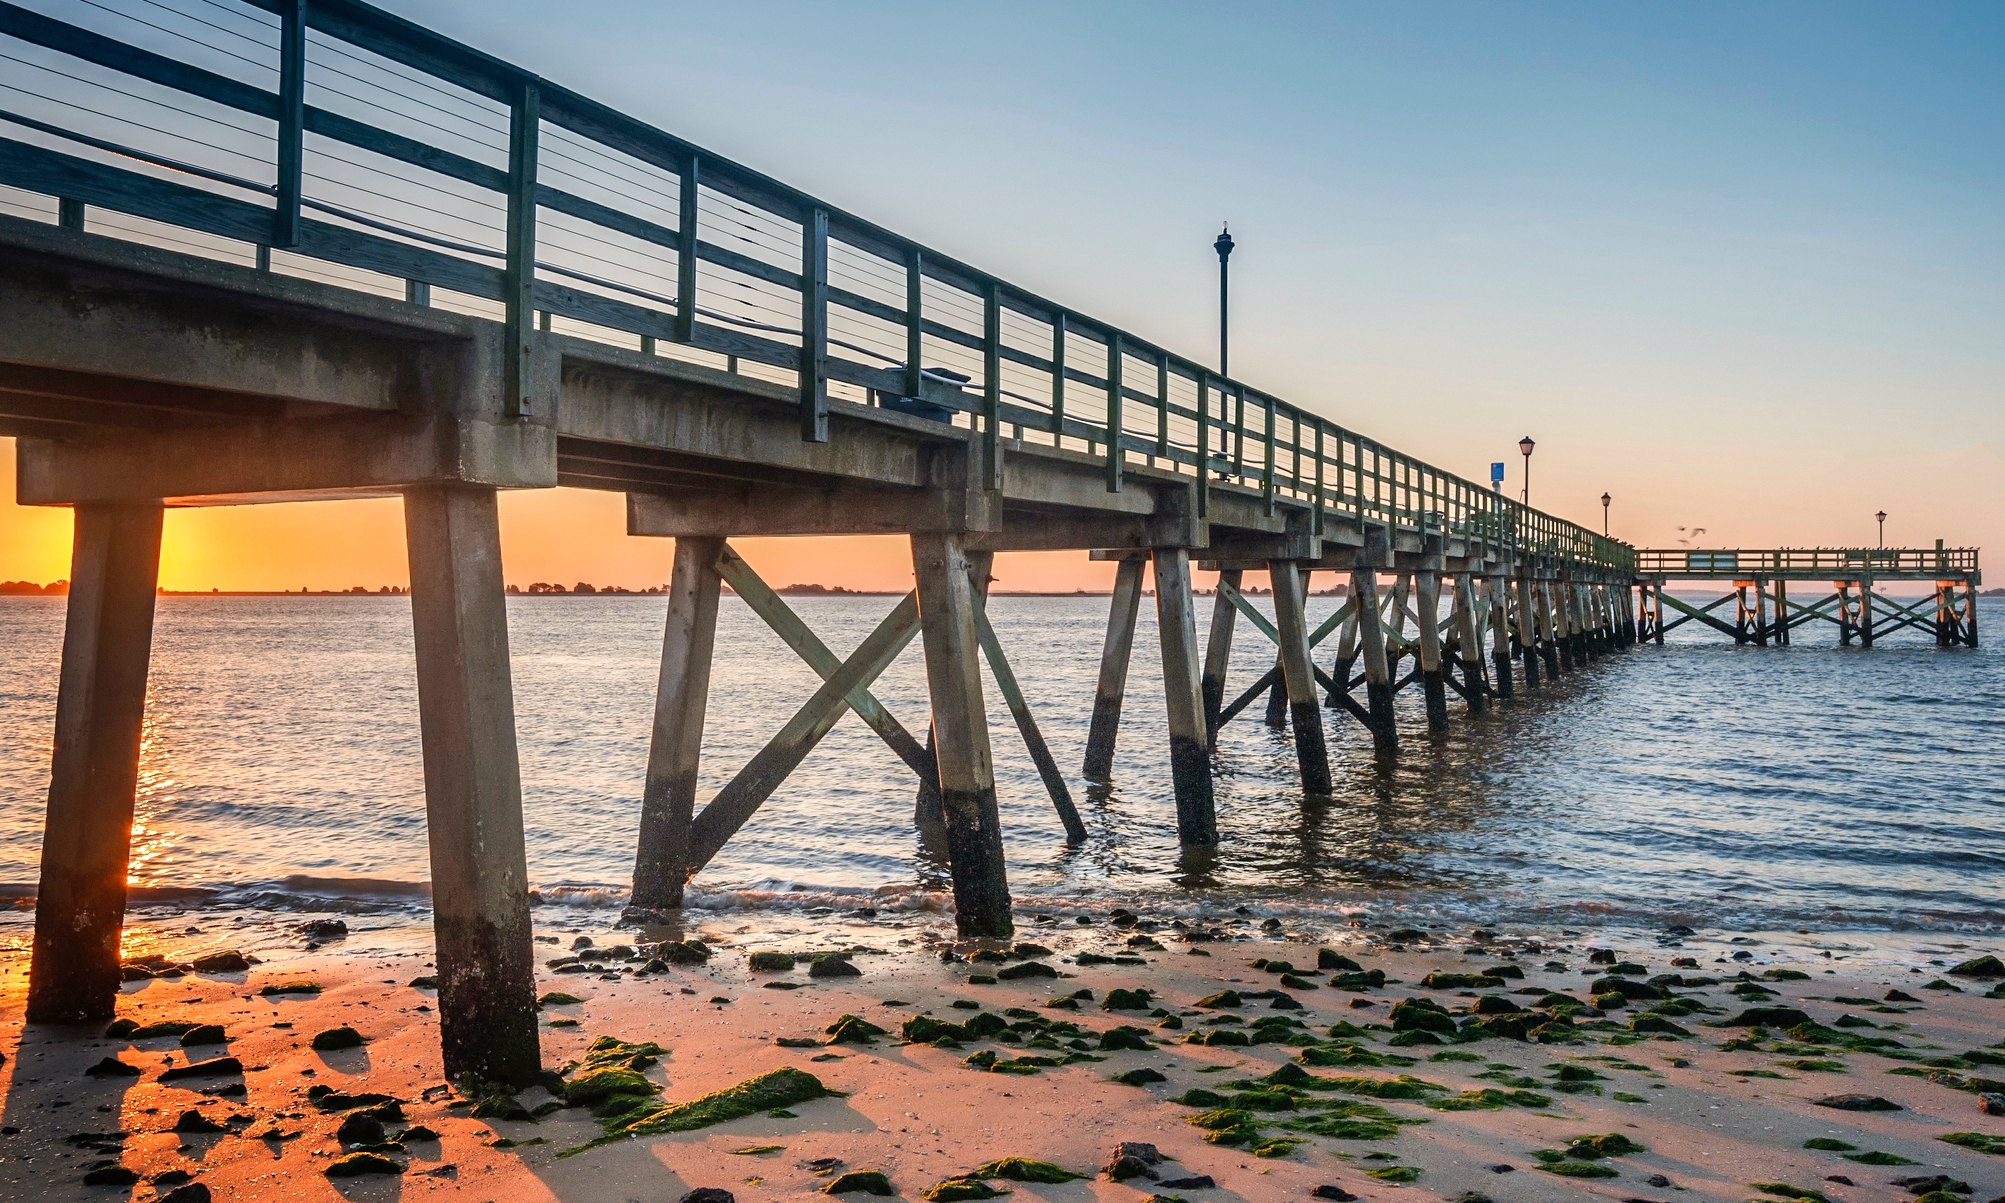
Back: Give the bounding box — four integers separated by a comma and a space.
0, 0, 1629, 574
1635, 547, 1979, 580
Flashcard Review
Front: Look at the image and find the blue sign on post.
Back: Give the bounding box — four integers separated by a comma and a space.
1490, 462, 1505, 491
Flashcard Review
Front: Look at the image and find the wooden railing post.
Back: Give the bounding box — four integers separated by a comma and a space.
903, 246, 923, 399
799, 206, 830, 442
982, 282, 1002, 487
502, 81, 539, 418
1104, 333, 1123, 492
272, 0, 305, 249
675, 152, 699, 344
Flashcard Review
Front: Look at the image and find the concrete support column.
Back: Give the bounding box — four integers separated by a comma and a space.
1269, 561, 1332, 795
402, 483, 540, 1087
1350, 568, 1397, 756
911, 531, 1013, 937
1082, 556, 1144, 781
1200, 568, 1240, 747
27, 502, 163, 1024
1487, 575, 1514, 701
1154, 548, 1218, 845
630, 536, 724, 913
1514, 575, 1540, 690
1415, 572, 1449, 732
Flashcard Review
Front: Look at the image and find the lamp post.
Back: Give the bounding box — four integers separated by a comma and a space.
1601, 492, 1611, 536
1214, 225, 1234, 476
1518, 436, 1535, 506
1876, 510, 1887, 548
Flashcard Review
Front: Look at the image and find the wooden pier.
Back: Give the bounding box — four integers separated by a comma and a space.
0, 0, 1660, 1085
1633, 547, 1980, 648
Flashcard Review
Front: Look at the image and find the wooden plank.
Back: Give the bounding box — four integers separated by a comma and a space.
799, 206, 830, 442
1152, 547, 1217, 845
1270, 561, 1332, 794
675, 153, 699, 344
272, 0, 304, 249
1082, 557, 1144, 780
1201, 568, 1240, 746
1105, 334, 1124, 492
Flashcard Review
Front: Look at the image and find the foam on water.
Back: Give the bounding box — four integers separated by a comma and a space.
0, 592, 2000, 951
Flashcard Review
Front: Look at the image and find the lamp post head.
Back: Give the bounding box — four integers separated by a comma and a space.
1519, 436, 1535, 458
1214, 224, 1234, 263
1876, 510, 1887, 524
1601, 492, 1611, 509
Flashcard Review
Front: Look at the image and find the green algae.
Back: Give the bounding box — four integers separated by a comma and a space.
562, 1067, 834, 1156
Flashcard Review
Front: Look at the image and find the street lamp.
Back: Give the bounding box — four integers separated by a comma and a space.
1214, 225, 1234, 477
1601, 492, 1611, 536
1876, 510, 1887, 548
1518, 436, 1535, 506
1214, 224, 1234, 379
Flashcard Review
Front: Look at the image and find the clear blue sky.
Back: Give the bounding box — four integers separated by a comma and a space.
395, 0, 2005, 553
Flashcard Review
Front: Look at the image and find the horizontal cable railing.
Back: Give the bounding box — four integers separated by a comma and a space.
1634, 548, 1980, 577
0, 0, 1633, 575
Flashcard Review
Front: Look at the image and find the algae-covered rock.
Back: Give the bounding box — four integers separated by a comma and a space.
1099, 1025, 1154, 1051
191, 951, 250, 973
85, 1055, 143, 1077
171, 1110, 231, 1134
1569, 1133, 1645, 1157
158, 1057, 243, 1081
325, 1152, 404, 1177
1948, 955, 2005, 980
311, 1026, 365, 1051
585, 1068, 832, 1149
748, 952, 795, 972
822, 1170, 894, 1195
1111, 1068, 1167, 1086
1629, 1015, 1691, 1036
564, 1066, 657, 1108
1813, 1094, 1900, 1111
996, 961, 1056, 981
968, 1157, 1083, 1183
1187, 1028, 1249, 1047
1197, 990, 1242, 1007
1319, 949, 1363, 971
809, 955, 863, 979
1422, 973, 1503, 990
1101, 988, 1151, 1010
921, 1181, 1008, 1201
257, 980, 321, 995
824, 1015, 888, 1045
1330, 970, 1386, 990
1589, 977, 1664, 1001
81, 1164, 142, 1185
902, 1016, 970, 1044
1728, 1006, 1810, 1028
1389, 997, 1456, 1034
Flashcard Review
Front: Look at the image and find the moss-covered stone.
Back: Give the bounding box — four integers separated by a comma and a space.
967, 1157, 1082, 1183
311, 1026, 364, 1051
574, 1068, 833, 1153
748, 952, 795, 972
823, 1170, 894, 1195
324, 1152, 403, 1177
824, 1015, 887, 1045
995, 961, 1056, 981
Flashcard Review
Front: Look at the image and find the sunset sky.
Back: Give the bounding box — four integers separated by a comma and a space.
4, 1, 2000, 592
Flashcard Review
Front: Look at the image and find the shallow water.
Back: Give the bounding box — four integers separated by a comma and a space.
0, 591, 1999, 945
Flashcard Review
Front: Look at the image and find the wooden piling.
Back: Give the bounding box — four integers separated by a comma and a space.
1263, 646, 1289, 727
1270, 561, 1333, 794
631, 535, 724, 912
26, 503, 163, 1024
1514, 575, 1540, 689
1487, 574, 1514, 700
1535, 580, 1562, 677
1754, 576, 1771, 647
911, 531, 1013, 938
1387, 574, 1412, 682
1153, 547, 1218, 845
1082, 555, 1145, 780
1351, 567, 1398, 755
1415, 572, 1449, 732
1859, 574, 1876, 646
1201, 568, 1241, 746
1327, 599, 1361, 708
1453, 573, 1487, 714
401, 483, 540, 1087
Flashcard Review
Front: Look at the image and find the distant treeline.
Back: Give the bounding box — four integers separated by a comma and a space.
0, 580, 66, 595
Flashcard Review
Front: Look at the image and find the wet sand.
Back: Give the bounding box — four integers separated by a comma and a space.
2, 912, 2001, 1202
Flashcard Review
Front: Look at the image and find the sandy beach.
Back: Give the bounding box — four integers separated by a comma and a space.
2, 909, 2001, 1203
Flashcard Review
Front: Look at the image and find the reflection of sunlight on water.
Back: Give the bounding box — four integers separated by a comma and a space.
0, 594, 2001, 940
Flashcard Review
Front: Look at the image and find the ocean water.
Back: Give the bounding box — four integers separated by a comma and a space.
0, 591, 1999, 950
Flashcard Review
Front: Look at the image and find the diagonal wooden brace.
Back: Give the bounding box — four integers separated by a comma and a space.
686, 592, 921, 874
714, 544, 935, 786
971, 584, 1087, 842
